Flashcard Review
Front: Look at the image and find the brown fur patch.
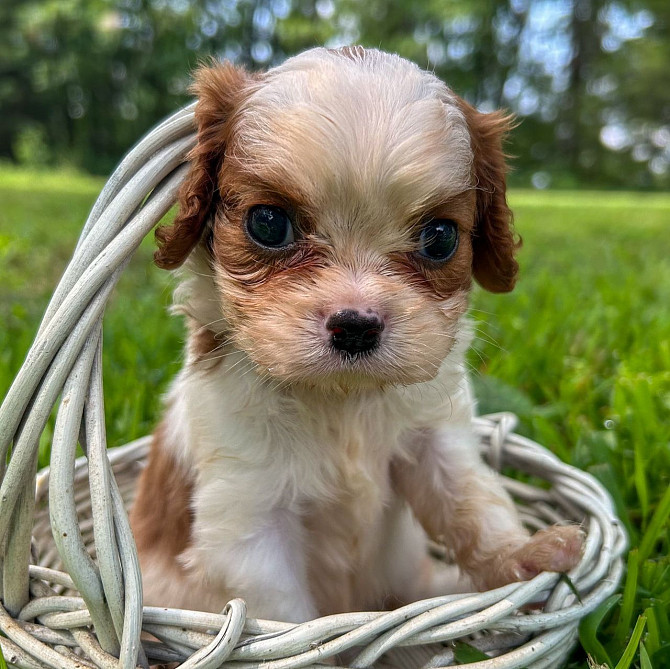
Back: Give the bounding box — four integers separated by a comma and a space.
456, 97, 521, 293
130, 424, 194, 559
154, 63, 257, 269
398, 190, 477, 299
210, 175, 325, 290
190, 326, 220, 359
208, 171, 475, 300
186, 322, 230, 370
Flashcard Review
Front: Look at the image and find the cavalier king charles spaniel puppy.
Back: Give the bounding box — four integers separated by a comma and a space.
130, 46, 583, 622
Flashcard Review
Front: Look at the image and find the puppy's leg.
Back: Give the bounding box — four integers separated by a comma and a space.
183, 506, 318, 623
373, 495, 474, 605
392, 426, 583, 591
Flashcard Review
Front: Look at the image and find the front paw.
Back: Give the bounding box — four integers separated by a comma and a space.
479, 525, 584, 589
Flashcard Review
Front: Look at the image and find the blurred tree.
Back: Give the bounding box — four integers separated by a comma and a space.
0, 0, 326, 174
0, 0, 667, 187
593, 0, 670, 187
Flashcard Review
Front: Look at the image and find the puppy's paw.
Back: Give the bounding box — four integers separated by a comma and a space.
497, 524, 584, 585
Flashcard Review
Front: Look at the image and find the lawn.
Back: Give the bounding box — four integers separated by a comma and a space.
1, 166, 669, 668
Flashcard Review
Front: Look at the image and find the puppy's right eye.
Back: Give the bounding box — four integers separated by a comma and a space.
246, 205, 295, 249
417, 219, 459, 262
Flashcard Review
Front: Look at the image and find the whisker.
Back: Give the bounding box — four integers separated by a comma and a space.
193, 317, 228, 334
188, 269, 217, 279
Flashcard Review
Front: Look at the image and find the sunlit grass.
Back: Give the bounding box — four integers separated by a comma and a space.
472, 190, 670, 669
0, 166, 184, 458
1, 167, 668, 668
0, 166, 104, 194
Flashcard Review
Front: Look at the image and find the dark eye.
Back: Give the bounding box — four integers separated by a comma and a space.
417, 219, 459, 262
246, 205, 295, 248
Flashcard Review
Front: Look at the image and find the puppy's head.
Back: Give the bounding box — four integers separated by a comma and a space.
156, 47, 519, 390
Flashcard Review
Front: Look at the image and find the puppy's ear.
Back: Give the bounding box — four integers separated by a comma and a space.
458, 99, 521, 293
154, 62, 251, 269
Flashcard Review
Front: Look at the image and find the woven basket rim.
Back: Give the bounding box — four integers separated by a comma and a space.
25, 416, 627, 668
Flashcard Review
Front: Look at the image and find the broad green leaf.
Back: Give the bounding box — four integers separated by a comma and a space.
453, 642, 490, 663
579, 594, 621, 668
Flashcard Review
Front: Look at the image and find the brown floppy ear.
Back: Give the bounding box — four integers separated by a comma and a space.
154, 62, 252, 269
457, 99, 521, 293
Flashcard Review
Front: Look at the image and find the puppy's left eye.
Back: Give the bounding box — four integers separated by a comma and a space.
417, 219, 459, 262
246, 205, 295, 248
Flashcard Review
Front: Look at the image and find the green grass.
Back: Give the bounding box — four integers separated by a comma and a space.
1, 166, 669, 668
469, 189, 670, 668
0, 166, 185, 459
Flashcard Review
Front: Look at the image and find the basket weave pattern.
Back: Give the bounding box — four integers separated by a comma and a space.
0, 107, 626, 668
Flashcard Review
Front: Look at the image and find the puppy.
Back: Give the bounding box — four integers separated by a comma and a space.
130, 46, 582, 622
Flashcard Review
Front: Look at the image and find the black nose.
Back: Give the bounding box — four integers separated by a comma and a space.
326, 309, 384, 356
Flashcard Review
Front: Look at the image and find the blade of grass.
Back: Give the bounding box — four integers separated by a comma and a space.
633, 429, 649, 522
561, 572, 583, 604
614, 550, 639, 646
639, 642, 652, 669
588, 463, 635, 542
644, 606, 661, 657
638, 485, 670, 562
0, 643, 7, 669
613, 615, 647, 669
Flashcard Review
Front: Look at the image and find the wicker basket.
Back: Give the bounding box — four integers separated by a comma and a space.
0, 106, 627, 669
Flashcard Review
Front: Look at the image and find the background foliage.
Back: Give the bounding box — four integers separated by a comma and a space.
1, 1, 669, 668
1, 0, 669, 187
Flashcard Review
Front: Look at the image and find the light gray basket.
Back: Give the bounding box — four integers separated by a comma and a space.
0, 106, 627, 669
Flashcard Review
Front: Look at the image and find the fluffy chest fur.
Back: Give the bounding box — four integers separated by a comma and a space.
141, 339, 471, 616
167, 340, 471, 520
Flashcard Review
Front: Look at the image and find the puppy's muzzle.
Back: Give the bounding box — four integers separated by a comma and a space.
326, 309, 384, 357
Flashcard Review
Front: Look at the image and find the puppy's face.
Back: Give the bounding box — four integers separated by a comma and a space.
156, 48, 519, 390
